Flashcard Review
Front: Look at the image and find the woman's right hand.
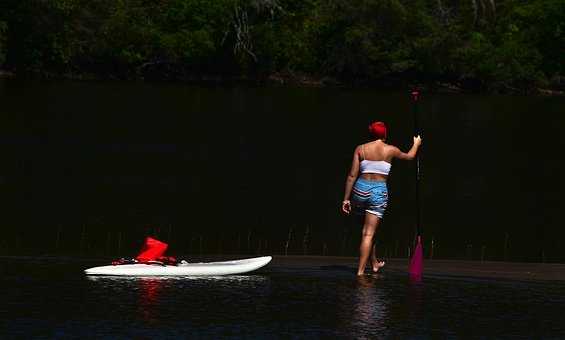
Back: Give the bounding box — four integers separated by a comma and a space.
342, 200, 351, 215
413, 135, 422, 146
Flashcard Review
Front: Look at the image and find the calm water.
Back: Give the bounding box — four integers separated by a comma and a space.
1, 79, 565, 262
1, 258, 565, 338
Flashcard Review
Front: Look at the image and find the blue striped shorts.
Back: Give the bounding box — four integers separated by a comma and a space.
351, 178, 388, 218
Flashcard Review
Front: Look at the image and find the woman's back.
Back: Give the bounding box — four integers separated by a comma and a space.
359, 140, 393, 163
358, 141, 392, 177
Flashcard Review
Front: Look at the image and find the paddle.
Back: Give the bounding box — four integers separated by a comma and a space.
408, 89, 423, 278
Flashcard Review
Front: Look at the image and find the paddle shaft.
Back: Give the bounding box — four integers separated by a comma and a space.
412, 90, 421, 236
408, 90, 424, 277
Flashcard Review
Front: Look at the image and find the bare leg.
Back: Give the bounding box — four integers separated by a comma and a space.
357, 213, 380, 276
371, 242, 385, 273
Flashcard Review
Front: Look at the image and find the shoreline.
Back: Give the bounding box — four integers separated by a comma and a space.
270, 256, 565, 282
0, 70, 15, 78
2, 255, 564, 282
1, 69, 563, 96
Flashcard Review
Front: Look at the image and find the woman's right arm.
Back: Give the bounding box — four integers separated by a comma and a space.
342, 146, 361, 214
392, 136, 422, 160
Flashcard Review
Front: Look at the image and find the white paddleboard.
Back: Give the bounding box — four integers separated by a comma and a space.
84, 256, 272, 276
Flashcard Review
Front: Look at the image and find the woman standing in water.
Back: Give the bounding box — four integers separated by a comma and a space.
342, 121, 421, 276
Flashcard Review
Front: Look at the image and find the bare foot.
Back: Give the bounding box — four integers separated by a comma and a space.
372, 260, 385, 273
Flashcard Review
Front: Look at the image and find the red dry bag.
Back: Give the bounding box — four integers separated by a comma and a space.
136, 237, 168, 262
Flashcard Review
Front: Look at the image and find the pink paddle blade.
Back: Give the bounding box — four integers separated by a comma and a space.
409, 236, 423, 277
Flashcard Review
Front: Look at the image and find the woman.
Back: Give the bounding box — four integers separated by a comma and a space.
342, 121, 421, 276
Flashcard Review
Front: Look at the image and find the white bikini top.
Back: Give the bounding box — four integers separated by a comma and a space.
359, 144, 391, 175
360, 160, 391, 175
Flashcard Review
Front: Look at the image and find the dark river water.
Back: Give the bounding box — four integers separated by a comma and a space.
0, 79, 564, 262
1, 258, 565, 338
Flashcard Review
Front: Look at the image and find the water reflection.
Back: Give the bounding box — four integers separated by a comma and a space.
85, 275, 270, 325
406, 277, 424, 318
5, 262, 565, 338
409, 273, 423, 284
385, 276, 425, 336
349, 275, 388, 337
85, 275, 269, 284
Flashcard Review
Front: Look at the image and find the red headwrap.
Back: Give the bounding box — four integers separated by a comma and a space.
368, 121, 387, 140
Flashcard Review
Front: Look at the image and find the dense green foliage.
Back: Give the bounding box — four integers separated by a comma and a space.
0, 0, 563, 92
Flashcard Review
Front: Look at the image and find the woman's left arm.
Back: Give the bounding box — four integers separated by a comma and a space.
342, 146, 361, 214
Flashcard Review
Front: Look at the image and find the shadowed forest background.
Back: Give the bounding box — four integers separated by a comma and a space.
0, 1, 564, 262
0, 0, 564, 93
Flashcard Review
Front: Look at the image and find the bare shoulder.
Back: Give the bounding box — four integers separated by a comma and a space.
383, 143, 400, 157
353, 144, 363, 157
382, 142, 398, 152
356, 142, 371, 151
359, 141, 370, 148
